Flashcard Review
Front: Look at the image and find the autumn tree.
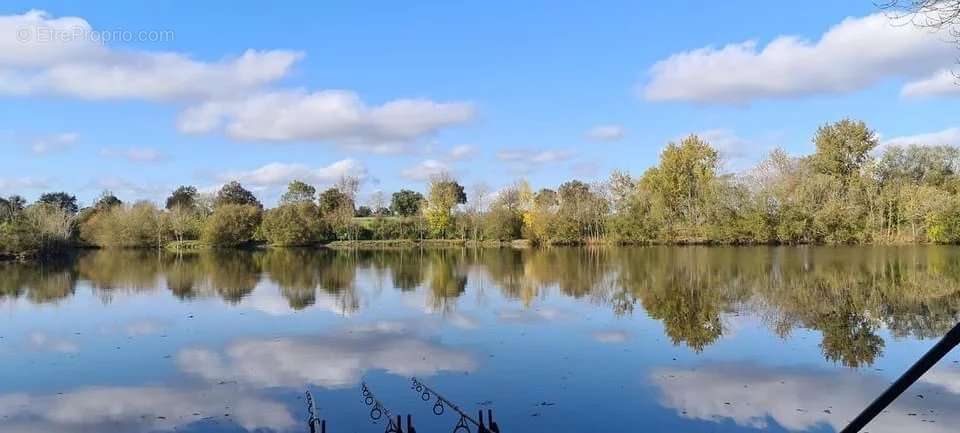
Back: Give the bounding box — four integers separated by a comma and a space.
426, 174, 467, 238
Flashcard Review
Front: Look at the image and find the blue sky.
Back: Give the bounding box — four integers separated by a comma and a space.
1, 1, 959, 206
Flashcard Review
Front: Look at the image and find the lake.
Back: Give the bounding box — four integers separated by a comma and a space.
1, 246, 959, 433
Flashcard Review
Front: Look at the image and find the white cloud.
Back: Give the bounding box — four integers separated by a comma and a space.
0, 11, 300, 101
692, 129, 772, 172
1, 11, 473, 150
0, 177, 48, 192
448, 144, 476, 160
99, 147, 165, 163
218, 159, 367, 188
399, 145, 475, 182
903, 69, 960, 98
30, 132, 78, 155
88, 177, 167, 201
177, 328, 476, 389
496, 148, 573, 174
178, 90, 475, 152
532, 149, 573, 164
570, 161, 600, 177
586, 124, 626, 141
0, 10, 98, 68
401, 159, 451, 181
642, 13, 957, 103
883, 127, 960, 148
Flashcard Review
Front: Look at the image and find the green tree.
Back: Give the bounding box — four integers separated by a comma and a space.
640, 135, 720, 238
552, 180, 607, 242
318, 188, 355, 239
355, 205, 372, 217
811, 119, 878, 180
37, 192, 79, 215
481, 182, 525, 240
93, 191, 122, 211
214, 181, 261, 209
318, 188, 350, 215
391, 189, 425, 217
878, 144, 960, 187
280, 180, 316, 205
165, 186, 198, 210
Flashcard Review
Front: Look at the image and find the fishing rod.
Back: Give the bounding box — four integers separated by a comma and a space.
840, 321, 960, 433
362, 381, 417, 433
410, 377, 500, 433
305, 390, 326, 433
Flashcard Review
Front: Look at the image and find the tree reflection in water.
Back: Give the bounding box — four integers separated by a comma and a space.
3, 245, 960, 367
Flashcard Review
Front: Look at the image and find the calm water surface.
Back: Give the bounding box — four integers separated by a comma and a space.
2, 246, 960, 433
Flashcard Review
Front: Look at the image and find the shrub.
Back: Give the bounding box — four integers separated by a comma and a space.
0, 204, 74, 258
201, 204, 262, 247
261, 203, 325, 246
482, 206, 522, 241
79, 202, 168, 248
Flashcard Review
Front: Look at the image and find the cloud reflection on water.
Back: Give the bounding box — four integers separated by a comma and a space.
0, 385, 295, 433
27, 332, 79, 353
178, 322, 476, 389
652, 363, 960, 433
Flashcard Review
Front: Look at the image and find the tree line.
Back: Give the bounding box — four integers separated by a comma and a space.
4, 118, 960, 259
